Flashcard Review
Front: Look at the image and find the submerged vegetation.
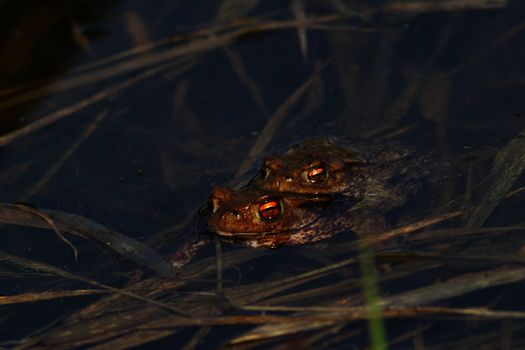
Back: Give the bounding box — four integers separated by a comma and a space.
0, 0, 525, 348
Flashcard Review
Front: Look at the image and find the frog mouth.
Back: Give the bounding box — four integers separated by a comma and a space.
212, 229, 293, 238
210, 217, 323, 239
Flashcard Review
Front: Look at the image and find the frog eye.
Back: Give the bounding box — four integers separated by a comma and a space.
306, 164, 327, 184
258, 199, 282, 221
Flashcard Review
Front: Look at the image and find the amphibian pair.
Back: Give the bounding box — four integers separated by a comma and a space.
206, 137, 440, 248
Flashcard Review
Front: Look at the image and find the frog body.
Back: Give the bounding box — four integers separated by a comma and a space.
174, 138, 443, 265
207, 186, 344, 248
251, 137, 441, 211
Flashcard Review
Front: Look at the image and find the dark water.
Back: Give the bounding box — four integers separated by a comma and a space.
1, 0, 525, 349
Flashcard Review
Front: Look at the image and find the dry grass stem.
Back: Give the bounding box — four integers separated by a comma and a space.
24, 111, 108, 200
0, 202, 173, 277
0, 62, 175, 147
235, 58, 332, 179
0, 252, 189, 317
0, 289, 105, 306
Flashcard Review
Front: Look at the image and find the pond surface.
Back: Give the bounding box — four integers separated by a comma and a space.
1, 0, 525, 349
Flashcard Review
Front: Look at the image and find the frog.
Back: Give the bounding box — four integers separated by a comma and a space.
172, 138, 442, 266
207, 186, 338, 248
170, 186, 339, 266
206, 186, 389, 249
250, 137, 441, 211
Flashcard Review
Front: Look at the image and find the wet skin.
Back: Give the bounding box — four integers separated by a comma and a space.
206, 186, 356, 248
171, 138, 446, 267
205, 138, 442, 246
172, 187, 336, 267
172, 138, 441, 266
171, 185, 385, 267
251, 138, 439, 210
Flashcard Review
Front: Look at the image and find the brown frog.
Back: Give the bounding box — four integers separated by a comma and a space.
251, 137, 440, 211
207, 186, 339, 248
206, 186, 389, 249
171, 187, 337, 267
173, 138, 441, 266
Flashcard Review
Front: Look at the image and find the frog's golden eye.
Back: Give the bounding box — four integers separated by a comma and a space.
306, 164, 327, 184
258, 199, 282, 221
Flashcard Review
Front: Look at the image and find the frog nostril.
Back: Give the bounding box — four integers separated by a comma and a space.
230, 210, 241, 219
